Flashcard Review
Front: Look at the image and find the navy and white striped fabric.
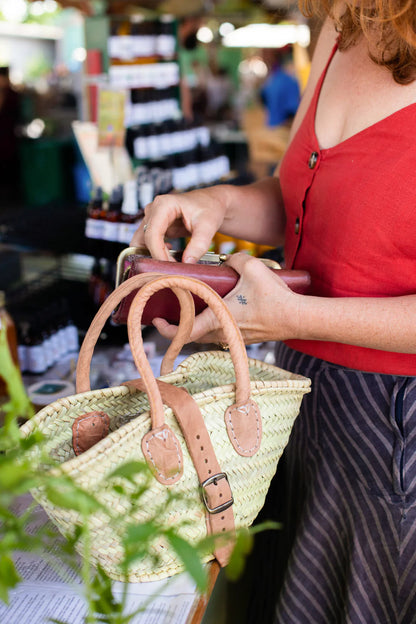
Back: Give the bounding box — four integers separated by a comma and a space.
273, 342, 416, 624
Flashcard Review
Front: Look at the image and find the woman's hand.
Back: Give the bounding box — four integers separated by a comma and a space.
130, 186, 230, 263
152, 253, 303, 345
130, 177, 287, 262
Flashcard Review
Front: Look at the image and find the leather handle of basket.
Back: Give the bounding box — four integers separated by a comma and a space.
160, 293, 194, 376
127, 275, 262, 457
76, 272, 195, 394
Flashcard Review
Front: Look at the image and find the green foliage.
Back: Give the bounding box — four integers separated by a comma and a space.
0, 324, 34, 435
165, 531, 207, 592
44, 476, 105, 514
24, 10, 61, 27
225, 521, 281, 581
0, 555, 21, 604
0, 0, 61, 26
0, 325, 279, 621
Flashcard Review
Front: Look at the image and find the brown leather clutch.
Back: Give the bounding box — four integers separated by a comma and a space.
112, 247, 311, 326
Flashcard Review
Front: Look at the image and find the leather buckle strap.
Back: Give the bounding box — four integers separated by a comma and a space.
200, 473, 234, 514
123, 377, 236, 566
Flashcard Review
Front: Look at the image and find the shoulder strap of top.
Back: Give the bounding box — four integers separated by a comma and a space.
309, 40, 339, 117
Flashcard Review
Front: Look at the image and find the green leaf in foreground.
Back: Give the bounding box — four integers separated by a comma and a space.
108, 461, 150, 482
89, 565, 123, 617
44, 477, 103, 514
0, 456, 36, 493
165, 531, 207, 592
121, 521, 160, 570
225, 528, 253, 581
125, 521, 159, 545
0, 326, 34, 428
0, 554, 22, 604
226, 521, 282, 581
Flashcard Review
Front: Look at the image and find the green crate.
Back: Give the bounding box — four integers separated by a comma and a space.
19, 137, 75, 206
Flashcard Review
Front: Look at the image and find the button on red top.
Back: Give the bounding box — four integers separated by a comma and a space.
308, 151, 319, 169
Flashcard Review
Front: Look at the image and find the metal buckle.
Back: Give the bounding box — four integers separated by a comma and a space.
200, 473, 234, 514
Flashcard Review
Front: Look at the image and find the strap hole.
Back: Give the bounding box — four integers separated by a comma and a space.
208, 470, 212, 474
204, 459, 208, 463
196, 435, 200, 439
219, 493, 223, 498
200, 446, 204, 450
221, 516, 225, 520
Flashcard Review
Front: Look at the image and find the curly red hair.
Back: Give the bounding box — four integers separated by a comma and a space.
299, 0, 416, 84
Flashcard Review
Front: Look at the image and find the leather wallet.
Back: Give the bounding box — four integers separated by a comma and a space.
112, 247, 311, 326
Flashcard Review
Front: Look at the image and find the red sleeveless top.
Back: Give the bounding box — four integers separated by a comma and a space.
280, 44, 416, 375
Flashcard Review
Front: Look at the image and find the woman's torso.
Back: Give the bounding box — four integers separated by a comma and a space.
280, 35, 416, 375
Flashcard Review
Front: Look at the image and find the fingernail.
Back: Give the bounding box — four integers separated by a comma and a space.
184, 256, 196, 264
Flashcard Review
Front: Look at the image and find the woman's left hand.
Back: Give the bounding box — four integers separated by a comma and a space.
152, 253, 303, 345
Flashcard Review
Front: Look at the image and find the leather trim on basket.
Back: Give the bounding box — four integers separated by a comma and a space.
141, 423, 184, 484
224, 399, 262, 457
72, 411, 110, 456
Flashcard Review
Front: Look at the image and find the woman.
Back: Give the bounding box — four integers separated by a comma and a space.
132, 2, 416, 621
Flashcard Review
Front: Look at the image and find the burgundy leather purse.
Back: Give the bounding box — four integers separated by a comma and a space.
112, 247, 311, 326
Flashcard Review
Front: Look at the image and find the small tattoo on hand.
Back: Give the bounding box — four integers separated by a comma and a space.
236, 294, 247, 305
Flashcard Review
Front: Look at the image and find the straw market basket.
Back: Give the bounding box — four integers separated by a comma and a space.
20, 274, 311, 582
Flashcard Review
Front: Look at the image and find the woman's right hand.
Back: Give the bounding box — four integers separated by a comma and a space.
130, 185, 229, 263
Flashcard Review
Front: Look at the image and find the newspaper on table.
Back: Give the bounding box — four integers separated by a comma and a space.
0, 495, 199, 624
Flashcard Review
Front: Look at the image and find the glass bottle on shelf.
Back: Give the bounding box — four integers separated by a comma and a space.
156, 17, 177, 59
159, 119, 174, 157
102, 185, 123, 243
49, 303, 66, 363
138, 171, 154, 210
62, 302, 79, 354
17, 321, 29, 374
119, 180, 142, 245
89, 258, 103, 304
109, 19, 134, 62
133, 124, 151, 161
85, 186, 105, 240
133, 19, 157, 59
39, 313, 54, 369
25, 322, 47, 376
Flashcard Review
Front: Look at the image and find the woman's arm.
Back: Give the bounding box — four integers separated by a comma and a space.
155, 253, 416, 355
211, 177, 286, 246
293, 292, 416, 353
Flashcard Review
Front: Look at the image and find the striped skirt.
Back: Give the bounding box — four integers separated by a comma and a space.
272, 342, 416, 624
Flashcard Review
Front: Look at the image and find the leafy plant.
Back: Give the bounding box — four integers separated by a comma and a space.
0, 325, 279, 622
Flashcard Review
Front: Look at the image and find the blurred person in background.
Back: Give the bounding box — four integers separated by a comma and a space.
205, 63, 234, 121
177, 15, 204, 121
260, 45, 301, 127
